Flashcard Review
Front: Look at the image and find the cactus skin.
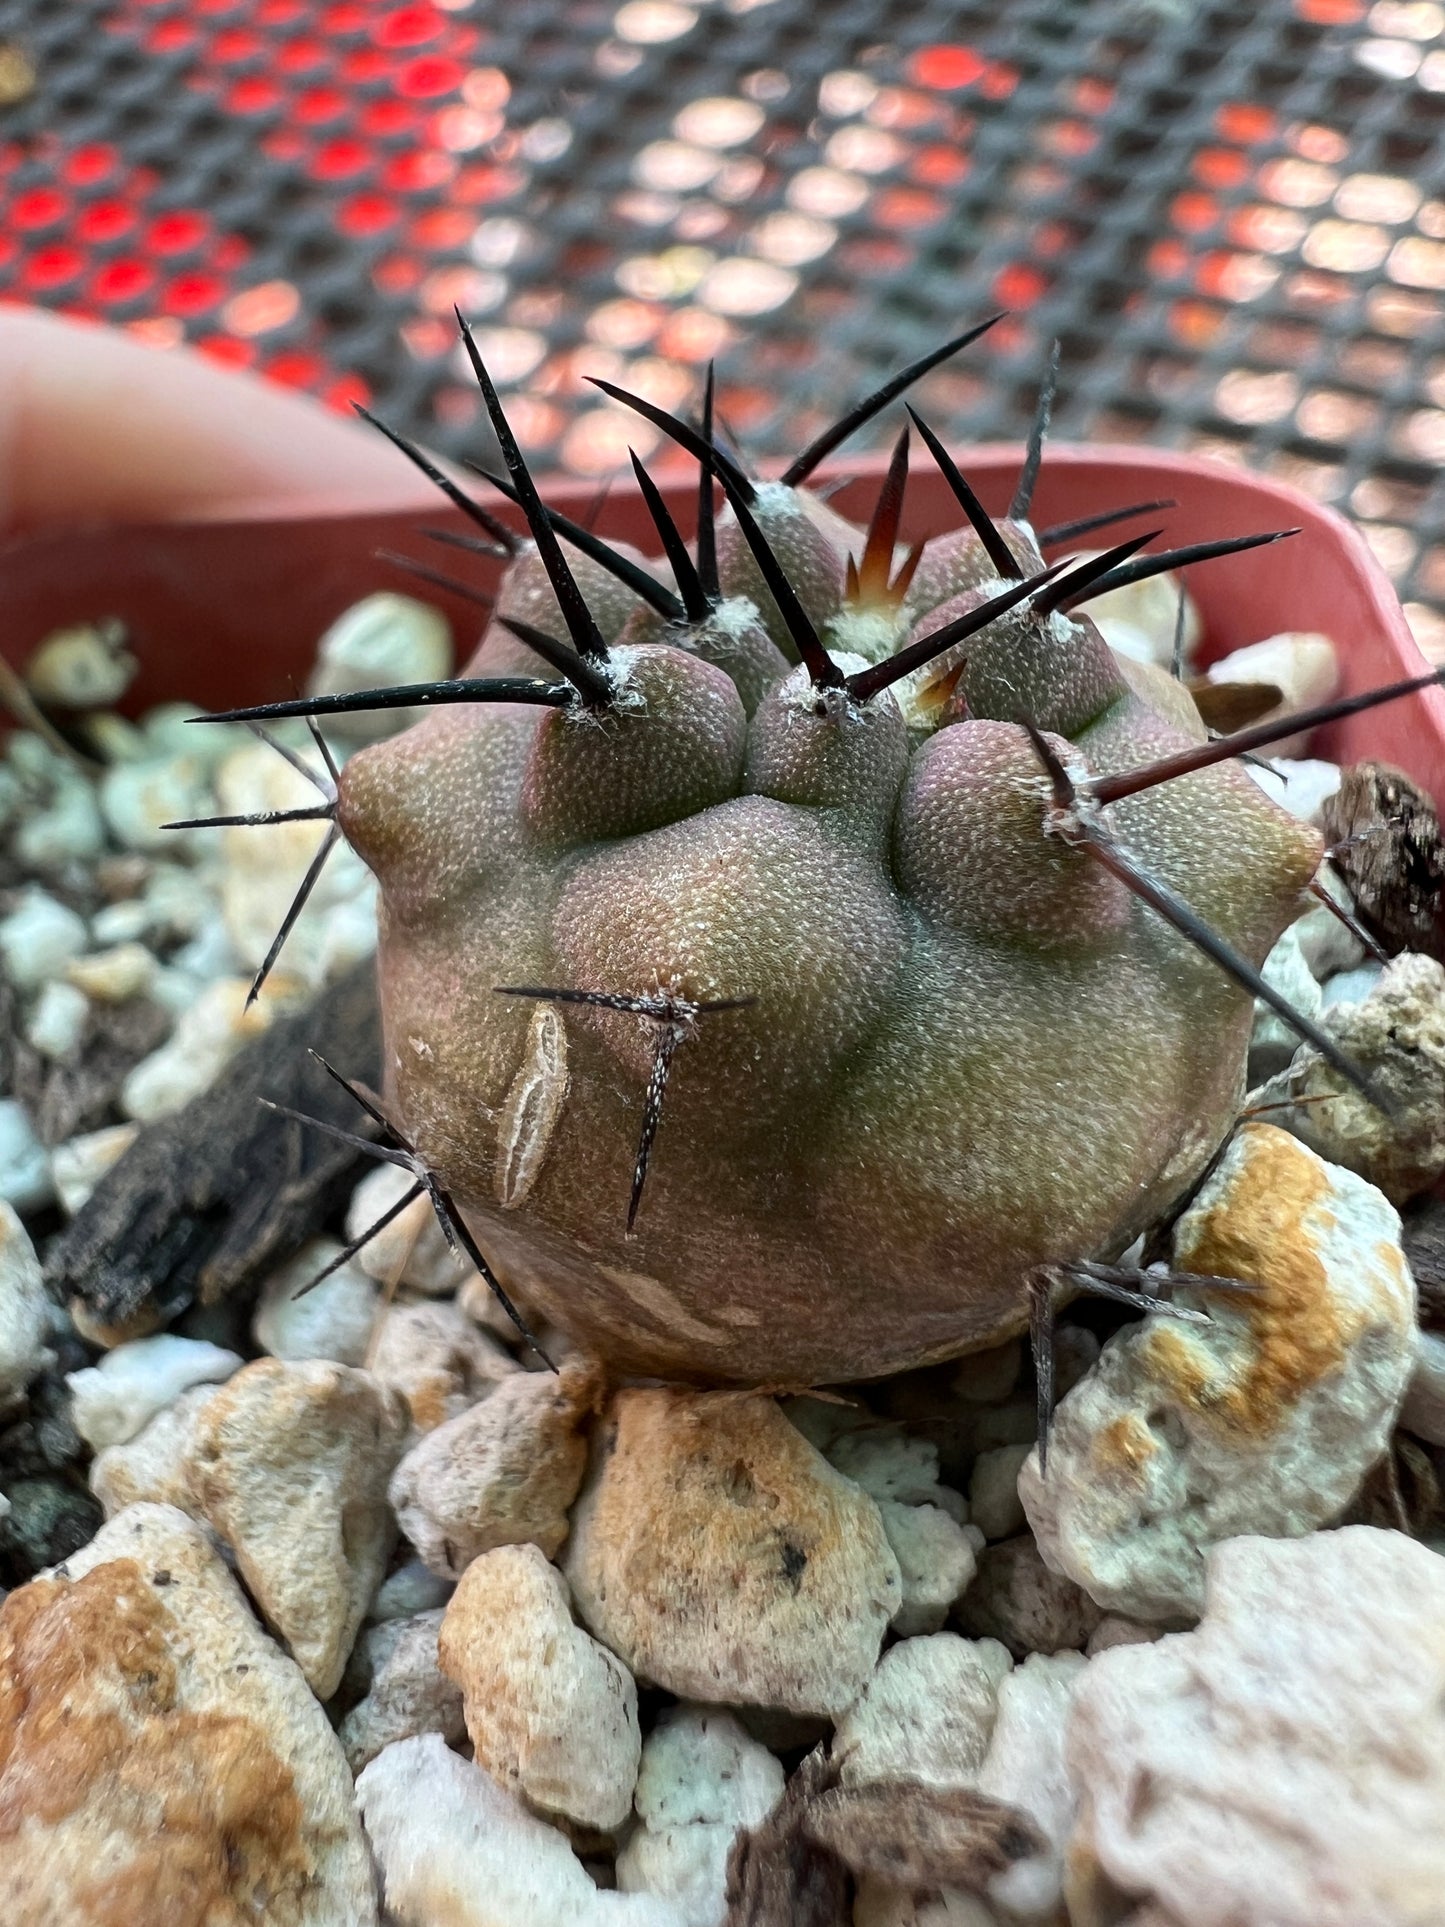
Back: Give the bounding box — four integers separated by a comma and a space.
332, 451, 1322, 1384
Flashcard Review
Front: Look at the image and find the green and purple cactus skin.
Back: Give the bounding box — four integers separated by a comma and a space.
197, 316, 1441, 1387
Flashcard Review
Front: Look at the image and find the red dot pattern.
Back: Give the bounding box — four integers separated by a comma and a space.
0, 0, 499, 418
0, 0, 1407, 540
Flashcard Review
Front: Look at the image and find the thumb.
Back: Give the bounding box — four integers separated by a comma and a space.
0, 307, 437, 536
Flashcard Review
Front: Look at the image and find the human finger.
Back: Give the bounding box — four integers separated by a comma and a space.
0, 305, 434, 536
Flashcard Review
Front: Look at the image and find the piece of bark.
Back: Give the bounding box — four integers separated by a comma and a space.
801, 1781, 1048, 1892
1319, 761, 1445, 962
1187, 678, 1284, 734
46, 959, 381, 1343
1345, 1436, 1442, 1539
1404, 1199, 1445, 1332
725, 1748, 850, 1927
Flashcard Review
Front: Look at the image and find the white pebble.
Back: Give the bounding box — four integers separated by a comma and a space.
1250, 924, 1323, 1079
25, 620, 137, 708
1205, 632, 1338, 757
368, 1299, 518, 1433
438, 1543, 642, 1833
339, 1608, 466, 1775
879, 1500, 984, 1637
826, 1426, 968, 1523
0, 1100, 54, 1213
167, 917, 239, 985
975, 1650, 1087, 1921
347, 1160, 470, 1294
1243, 755, 1342, 821
1292, 866, 1367, 979
186, 1358, 408, 1698
99, 755, 207, 852
141, 860, 217, 939
0, 888, 87, 990
369, 1559, 454, 1625
616, 1705, 785, 1927
213, 740, 373, 991
307, 593, 452, 744
251, 1239, 380, 1367
311, 882, 380, 982
392, 1360, 596, 1576
356, 1735, 686, 1927
1066, 1529, 1445, 1927
24, 979, 89, 1062
1095, 619, 1161, 667
64, 942, 156, 1003
88, 1381, 221, 1516
143, 703, 250, 768
147, 965, 208, 1018
968, 1443, 1032, 1543
13, 777, 105, 871
121, 978, 275, 1121
1319, 961, 1384, 1010
66, 1332, 243, 1450
7, 733, 69, 782
834, 1633, 1013, 1791
90, 898, 151, 946
0, 1201, 53, 1401
1080, 565, 1202, 669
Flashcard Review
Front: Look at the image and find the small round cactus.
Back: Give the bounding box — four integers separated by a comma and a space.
196, 317, 1440, 1386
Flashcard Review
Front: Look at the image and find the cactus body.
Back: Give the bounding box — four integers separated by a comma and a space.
331, 444, 1320, 1383
206, 333, 1411, 1386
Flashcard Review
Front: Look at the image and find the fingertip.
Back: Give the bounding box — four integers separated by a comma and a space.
0, 306, 435, 536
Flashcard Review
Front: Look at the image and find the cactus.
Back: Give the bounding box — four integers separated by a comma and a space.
187, 317, 1443, 1387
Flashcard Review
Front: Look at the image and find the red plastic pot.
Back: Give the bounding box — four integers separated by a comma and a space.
1, 444, 1440, 804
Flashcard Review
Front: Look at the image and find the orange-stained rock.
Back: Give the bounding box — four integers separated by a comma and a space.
0, 1503, 377, 1927
563, 1389, 901, 1716
1019, 1124, 1418, 1621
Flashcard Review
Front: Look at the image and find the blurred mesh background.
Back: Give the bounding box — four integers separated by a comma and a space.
1, 0, 1444, 660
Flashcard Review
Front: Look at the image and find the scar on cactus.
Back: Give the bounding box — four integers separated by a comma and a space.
185, 317, 1445, 1388
493, 985, 757, 1231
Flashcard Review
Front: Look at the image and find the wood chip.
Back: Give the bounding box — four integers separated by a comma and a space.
1348, 1435, 1442, 1540
1319, 761, 1445, 963
46, 960, 382, 1344
724, 1748, 850, 1927
1403, 1198, 1445, 1332
802, 1779, 1048, 1892
1187, 677, 1284, 734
